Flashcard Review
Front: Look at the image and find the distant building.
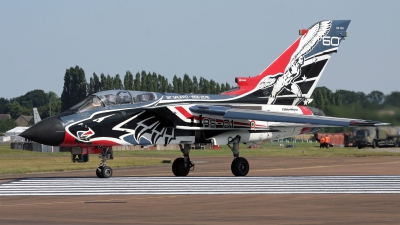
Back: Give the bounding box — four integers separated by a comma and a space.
0, 114, 11, 121
6, 126, 29, 142
15, 115, 33, 126
0, 136, 11, 142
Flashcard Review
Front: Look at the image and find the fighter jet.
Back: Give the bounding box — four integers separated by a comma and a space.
21, 20, 386, 178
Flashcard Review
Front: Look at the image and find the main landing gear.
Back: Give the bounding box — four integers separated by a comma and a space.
172, 144, 195, 176
227, 135, 249, 176
171, 136, 249, 177
96, 147, 114, 178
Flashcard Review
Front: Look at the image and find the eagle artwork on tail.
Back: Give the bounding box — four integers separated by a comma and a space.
257, 20, 332, 105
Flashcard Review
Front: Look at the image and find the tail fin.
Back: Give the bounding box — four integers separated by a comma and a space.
33, 108, 41, 124
223, 20, 351, 106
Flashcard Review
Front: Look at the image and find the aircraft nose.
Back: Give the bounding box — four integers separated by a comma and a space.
20, 116, 65, 146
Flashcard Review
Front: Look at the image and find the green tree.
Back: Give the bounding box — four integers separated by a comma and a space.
100, 73, 107, 91
61, 66, 87, 111
124, 71, 134, 90
225, 82, 231, 91
334, 90, 342, 107
182, 74, 192, 93
6, 102, 30, 119
140, 71, 147, 91
311, 87, 333, 109
172, 75, 179, 93
15, 90, 48, 109
220, 83, 226, 92
0, 97, 9, 114
161, 77, 169, 92
93, 73, 101, 93
152, 72, 158, 92
336, 90, 362, 105
61, 68, 71, 111
192, 76, 199, 94
157, 74, 164, 92
167, 83, 173, 92
87, 77, 94, 95
385, 91, 400, 107
146, 72, 156, 92
114, 74, 124, 90
177, 77, 183, 94
367, 90, 385, 106
199, 77, 204, 93
0, 119, 17, 133
209, 79, 216, 94
106, 75, 113, 90
200, 77, 210, 94
216, 83, 221, 94
38, 92, 62, 118
134, 72, 141, 91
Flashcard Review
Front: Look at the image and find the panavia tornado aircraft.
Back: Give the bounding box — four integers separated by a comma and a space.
21, 20, 386, 178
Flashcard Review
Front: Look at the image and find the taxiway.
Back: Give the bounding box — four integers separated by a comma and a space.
1, 155, 400, 224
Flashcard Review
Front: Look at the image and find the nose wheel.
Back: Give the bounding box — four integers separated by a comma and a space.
96, 166, 113, 178
96, 147, 114, 178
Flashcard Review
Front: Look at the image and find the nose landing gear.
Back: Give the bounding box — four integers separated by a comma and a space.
96, 147, 114, 178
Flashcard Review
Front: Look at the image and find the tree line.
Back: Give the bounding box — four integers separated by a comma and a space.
310, 87, 400, 132
61, 66, 232, 111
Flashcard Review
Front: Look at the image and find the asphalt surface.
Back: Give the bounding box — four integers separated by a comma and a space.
1, 154, 400, 224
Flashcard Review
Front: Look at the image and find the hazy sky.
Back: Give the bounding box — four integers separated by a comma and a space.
1, 0, 399, 99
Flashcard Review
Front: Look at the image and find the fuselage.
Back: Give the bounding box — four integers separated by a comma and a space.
21, 90, 323, 147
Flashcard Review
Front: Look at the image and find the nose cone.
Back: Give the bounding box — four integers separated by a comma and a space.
20, 116, 65, 146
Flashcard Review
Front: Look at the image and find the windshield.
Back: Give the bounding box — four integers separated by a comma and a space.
69, 96, 104, 112
69, 90, 159, 112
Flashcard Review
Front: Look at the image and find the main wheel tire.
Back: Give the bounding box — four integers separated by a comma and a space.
231, 157, 249, 176
395, 139, 400, 147
96, 166, 103, 178
101, 166, 113, 178
172, 158, 190, 176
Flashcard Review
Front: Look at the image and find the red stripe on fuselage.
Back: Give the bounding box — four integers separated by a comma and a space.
175, 106, 193, 119
298, 106, 313, 115
62, 132, 119, 147
175, 106, 203, 121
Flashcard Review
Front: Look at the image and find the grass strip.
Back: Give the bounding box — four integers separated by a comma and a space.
1, 142, 400, 175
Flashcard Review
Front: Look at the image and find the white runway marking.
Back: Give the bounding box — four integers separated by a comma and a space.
1, 176, 400, 196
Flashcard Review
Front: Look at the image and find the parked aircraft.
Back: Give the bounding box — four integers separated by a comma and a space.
20, 20, 387, 178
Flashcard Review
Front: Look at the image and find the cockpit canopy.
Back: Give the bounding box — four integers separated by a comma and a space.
70, 90, 159, 112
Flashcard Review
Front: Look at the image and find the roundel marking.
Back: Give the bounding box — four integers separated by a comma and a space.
250, 120, 256, 129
